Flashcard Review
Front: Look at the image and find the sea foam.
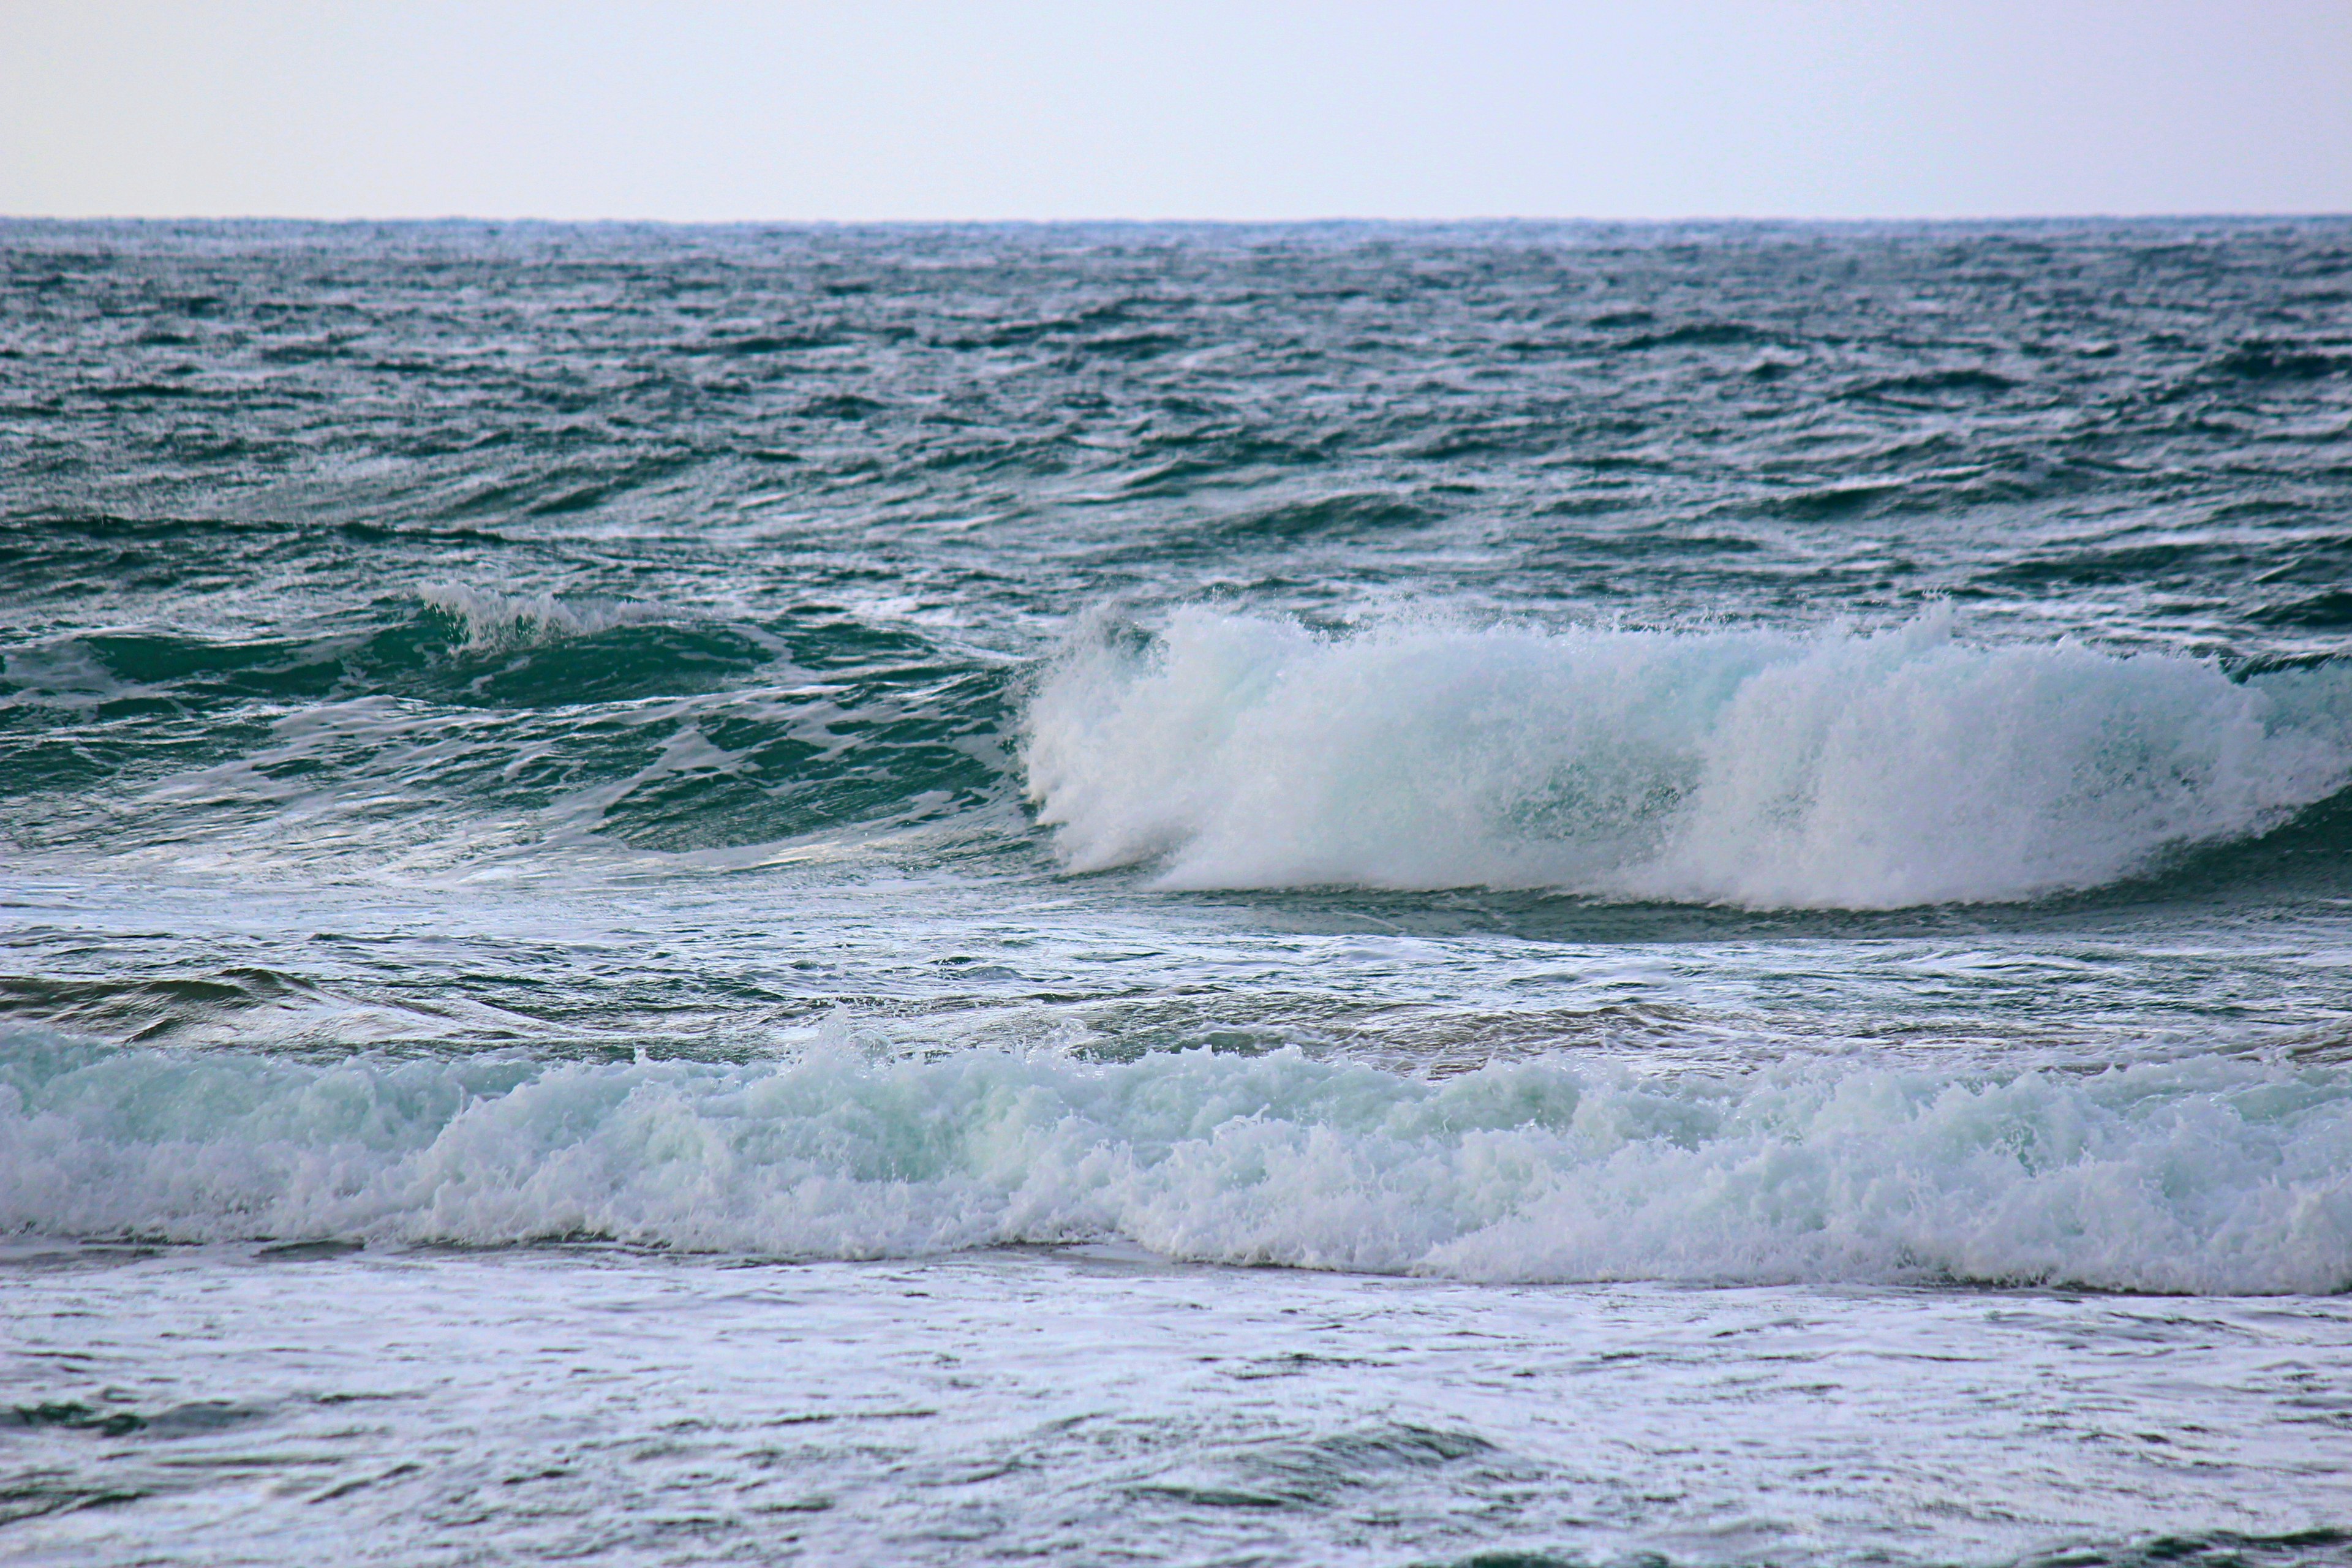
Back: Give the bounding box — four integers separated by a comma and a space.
4, 1029, 2346, 1293
1022, 609, 2352, 907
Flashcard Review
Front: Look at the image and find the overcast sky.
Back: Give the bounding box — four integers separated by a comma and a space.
5, 1, 2348, 221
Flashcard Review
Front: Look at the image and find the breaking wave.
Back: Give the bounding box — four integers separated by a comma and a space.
1022, 609, 2352, 908
3, 1028, 2347, 1294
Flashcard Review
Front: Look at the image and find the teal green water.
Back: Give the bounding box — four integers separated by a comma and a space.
4, 219, 2352, 1566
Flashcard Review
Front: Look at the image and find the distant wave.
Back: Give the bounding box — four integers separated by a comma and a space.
418, 582, 660, 652
1022, 609, 2352, 908
4, 1028, 2346, 1293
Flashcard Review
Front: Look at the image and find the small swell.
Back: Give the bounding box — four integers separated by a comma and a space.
418, 582, 659, 652
1020, 609, 2352, 909
3, 1030, 2346, 1294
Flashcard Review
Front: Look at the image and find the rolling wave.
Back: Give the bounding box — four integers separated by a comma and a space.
1023, 609, 2352, 908
0, 586, 1012, 858
16, 592, 2352, 894
0, 588, 776, 715
3, 1027, 2345, 1293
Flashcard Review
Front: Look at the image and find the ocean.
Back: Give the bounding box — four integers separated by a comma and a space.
2, 217, 2350, 1566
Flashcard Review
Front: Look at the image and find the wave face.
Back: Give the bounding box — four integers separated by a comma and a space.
1023, 609, 2352, 908
4, 1029, 2346, 1294
0, 580, 1014, 865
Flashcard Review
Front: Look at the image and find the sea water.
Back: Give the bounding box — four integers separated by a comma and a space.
3, 218, 2350, 1564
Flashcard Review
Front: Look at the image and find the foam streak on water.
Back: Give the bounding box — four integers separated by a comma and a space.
9, 1247, 2350, 1568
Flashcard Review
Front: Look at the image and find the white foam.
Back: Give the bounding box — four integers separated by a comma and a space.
419, 582, 655, 652
1022, 608, 2352, 907
4, 1030, 2346, 1293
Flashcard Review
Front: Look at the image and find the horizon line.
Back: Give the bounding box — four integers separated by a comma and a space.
6, 209, 2351, 228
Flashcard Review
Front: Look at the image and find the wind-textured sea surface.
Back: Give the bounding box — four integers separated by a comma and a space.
4, 217, 2352, 1566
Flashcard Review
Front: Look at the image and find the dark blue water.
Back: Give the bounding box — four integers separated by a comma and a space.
4, 219, 2351, 1566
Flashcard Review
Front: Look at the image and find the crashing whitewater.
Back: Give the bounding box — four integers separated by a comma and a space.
6, 1027, 2347, 1295
1023, 608, 2352, 908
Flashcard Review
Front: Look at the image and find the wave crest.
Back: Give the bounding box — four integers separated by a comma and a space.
1022, 609, 2352, 908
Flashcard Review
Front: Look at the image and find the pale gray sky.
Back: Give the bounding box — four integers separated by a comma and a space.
5, 1, 2348, 221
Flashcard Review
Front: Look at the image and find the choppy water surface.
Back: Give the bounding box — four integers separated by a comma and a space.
4, 218, 2351, 1564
